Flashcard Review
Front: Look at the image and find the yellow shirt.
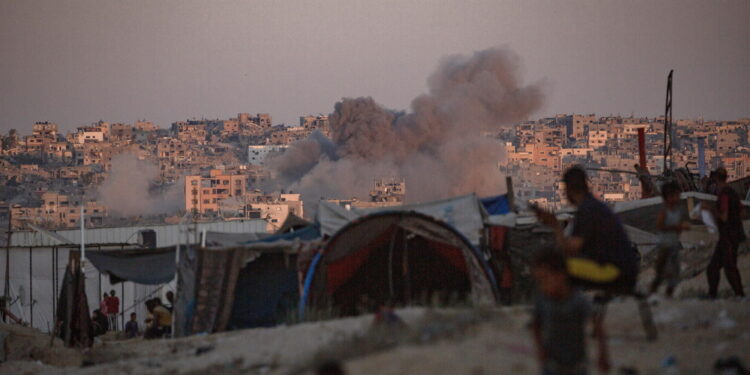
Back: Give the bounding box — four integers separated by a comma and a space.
152, 305, 172, 327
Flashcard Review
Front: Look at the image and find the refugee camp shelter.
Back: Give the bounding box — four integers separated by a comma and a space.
0, 220, 267, 332
302, 211, 499, 316
175, 224, 322, 336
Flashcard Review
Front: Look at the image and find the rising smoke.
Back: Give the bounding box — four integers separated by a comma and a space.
98, 153, 184, 217
267, 47, 545, 205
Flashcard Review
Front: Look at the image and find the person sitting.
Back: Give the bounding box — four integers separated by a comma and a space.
92, 309, 109, 337
144, 298, 172, 339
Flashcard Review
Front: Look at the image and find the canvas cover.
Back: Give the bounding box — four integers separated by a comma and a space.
227, 253, 298, 329
316, 194, 487, 245
304, 211, 498, 316
86, 248, 177, 285
203, 231, 267, 248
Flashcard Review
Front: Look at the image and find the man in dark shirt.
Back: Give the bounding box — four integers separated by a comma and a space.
534, 166, 638, 292
707, 168, 745, 298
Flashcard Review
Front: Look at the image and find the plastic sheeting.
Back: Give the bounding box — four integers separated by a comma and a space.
86, 248, 177, 285
316, 194, 487, 245
480, 194, 511, 215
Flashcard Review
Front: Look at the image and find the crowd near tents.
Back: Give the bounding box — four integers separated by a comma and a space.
3, 188, 749, 345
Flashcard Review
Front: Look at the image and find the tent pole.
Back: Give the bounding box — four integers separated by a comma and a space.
80, 206, 85, 272
29, 246, 33, 328
3, 209, 11, 306
51, 247, 55, 323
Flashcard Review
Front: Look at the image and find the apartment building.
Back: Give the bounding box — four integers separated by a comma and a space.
10, 192, 106, 229
588, 124, 609, 149
247, 145, 288, 165
185, 169, 247, 214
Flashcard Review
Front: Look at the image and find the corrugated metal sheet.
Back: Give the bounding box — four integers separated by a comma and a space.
9, 220, 268, 248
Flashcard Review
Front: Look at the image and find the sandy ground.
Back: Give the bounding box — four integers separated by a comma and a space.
2, 255, 748, 375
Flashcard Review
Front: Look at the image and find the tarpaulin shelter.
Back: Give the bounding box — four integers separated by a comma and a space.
174, 225, 323, 337
85, 247, 177, 285
316, 194, 488, 246
300, 211, 499, 317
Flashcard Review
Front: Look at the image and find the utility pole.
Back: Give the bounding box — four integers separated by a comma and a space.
663, 70, 673, 172
2, 209, 12, 322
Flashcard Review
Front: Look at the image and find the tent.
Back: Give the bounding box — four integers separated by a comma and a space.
300, 211, 499, 317
85, 247, 177, 285
316, 194, 488, 245
174, 225, 323, 336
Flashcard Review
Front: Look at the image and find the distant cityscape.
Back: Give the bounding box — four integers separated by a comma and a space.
0, 112, 747, 231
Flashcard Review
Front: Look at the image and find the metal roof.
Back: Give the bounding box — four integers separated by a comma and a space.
9, 220, 268, 248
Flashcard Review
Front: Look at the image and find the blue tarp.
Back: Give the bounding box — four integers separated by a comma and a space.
480, 194, 511, 215
240, 225, 321, 246
228, 255, 299, 329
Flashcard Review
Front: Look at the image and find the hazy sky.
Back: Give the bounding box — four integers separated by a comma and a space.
1, 0, 748, 132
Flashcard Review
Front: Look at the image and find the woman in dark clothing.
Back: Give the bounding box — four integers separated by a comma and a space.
92, 309, 109, 337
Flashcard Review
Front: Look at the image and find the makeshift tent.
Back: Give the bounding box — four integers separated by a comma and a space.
301, 212, 499, 317
203, 232, 267, 248
174, 226, 323, 336
316, 194, 487, 245
86, 248, 177, 285
276, 213, 312, 234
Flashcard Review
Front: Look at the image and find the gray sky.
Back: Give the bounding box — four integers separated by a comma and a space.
1, 0, 748, 132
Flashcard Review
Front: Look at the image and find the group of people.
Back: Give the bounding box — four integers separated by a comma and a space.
529, 165, 745, 375
92, 290, 120, 336
91, 290, 175, 340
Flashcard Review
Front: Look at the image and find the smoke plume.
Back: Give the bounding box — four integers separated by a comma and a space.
267, 47, 544, 205
98, 153, 184, 217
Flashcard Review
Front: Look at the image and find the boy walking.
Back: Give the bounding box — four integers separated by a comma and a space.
650, 182, 690, 297
531, 250, 610, 375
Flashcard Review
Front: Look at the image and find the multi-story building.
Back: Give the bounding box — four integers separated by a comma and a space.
10, 192, 107, 229
370, 178, 406, 203
568, 114, 596, 139
247, 145, 288, 165
184, 169, 247, 214
588, 124, 609, 149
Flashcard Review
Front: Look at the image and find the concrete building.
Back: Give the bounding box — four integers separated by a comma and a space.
568, 114, 596, 139
76, 126, 105, 143
185, 169, 247, 214
588, 124, 609, 149
11, 192, 107, 230
247, 145, 288, 165
246, 193, 304, 231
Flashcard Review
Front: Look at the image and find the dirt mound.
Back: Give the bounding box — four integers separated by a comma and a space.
0, 323, 83, 368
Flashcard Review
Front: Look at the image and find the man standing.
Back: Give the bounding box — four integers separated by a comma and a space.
106, 290, 120, 331
534, 166, 639, 293
707, 168, 746, 298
